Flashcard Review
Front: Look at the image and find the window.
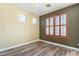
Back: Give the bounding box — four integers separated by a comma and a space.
46, 17, 54, 35
55, 26, 59, 35
50, 17, 54, 26
18, 15, 26, 23
32, 17, 37, 24
45, 14, 67, 37
61, 14, 67, 36
55, 16, 60, 35
46, 18, 49, 35
50, 17, 54, 35
50, 27, 53, 35
55, 16, 59, 25
61, 26, 66, 36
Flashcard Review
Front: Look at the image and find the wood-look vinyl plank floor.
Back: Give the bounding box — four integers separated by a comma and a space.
0, 41, 79, 56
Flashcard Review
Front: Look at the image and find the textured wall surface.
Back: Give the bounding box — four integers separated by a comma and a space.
40, 4, 79, 48
0, 4, 39, 49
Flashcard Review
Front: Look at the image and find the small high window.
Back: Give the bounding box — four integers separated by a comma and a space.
18, 15, 26, 23
32, 17, 37, 24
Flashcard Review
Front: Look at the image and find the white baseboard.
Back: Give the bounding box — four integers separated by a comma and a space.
0, 40, 39, 52
39, 39, 79, 51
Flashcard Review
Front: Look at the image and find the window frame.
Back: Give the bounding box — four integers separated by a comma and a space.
60, 13, 68, 38
45, 18, 50, 35
45, 13, 68, 38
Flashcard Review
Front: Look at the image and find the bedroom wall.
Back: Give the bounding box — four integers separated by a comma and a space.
40, 4, 79, 48
0, 4, 39, 49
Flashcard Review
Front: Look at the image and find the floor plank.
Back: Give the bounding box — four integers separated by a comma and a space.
0, 41, 79, 56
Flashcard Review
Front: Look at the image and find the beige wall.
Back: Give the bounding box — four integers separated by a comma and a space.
0, 4, 39, 49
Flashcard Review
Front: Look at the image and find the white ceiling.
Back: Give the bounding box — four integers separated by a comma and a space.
14, 3, 76, 16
